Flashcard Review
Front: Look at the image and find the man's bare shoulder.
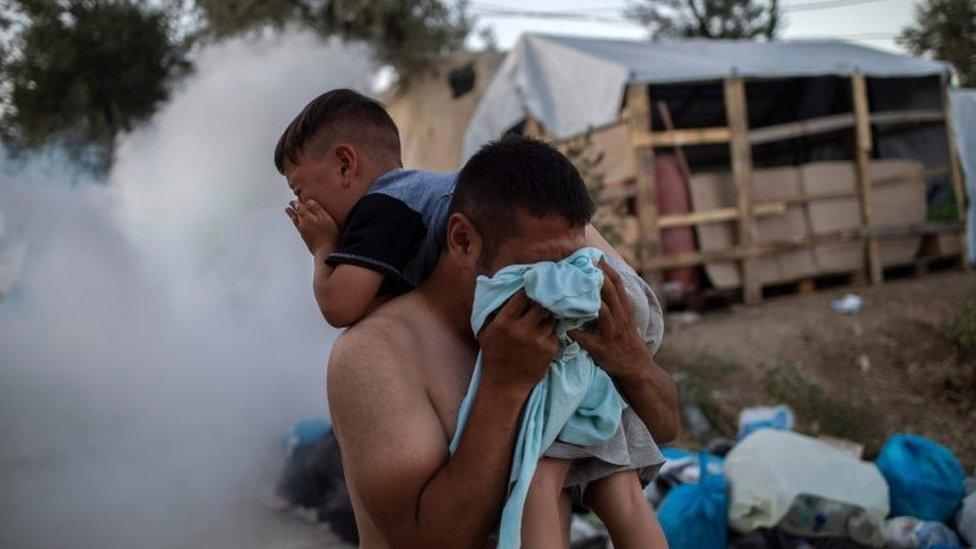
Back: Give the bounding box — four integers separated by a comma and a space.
328, 292, 430, 385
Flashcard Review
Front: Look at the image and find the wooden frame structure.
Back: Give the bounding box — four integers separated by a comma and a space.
616, 75, 969, 304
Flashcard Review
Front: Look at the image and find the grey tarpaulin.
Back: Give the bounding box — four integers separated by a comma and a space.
950, 89, 976, 263
462, 33, 951, 160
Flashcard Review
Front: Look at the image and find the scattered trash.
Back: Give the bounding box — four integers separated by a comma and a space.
858, 354, 871, 373
725, 430, 888, 546
274, 423, 358, 545
830, 294, 863, 315
737, 405, 794, 441
659, 454, 728, 549
668, 310, 702, 328
645, 448, 723, 507
681, 395, 715, 442
705, 436, 735, 458
956, 493, 976, 547
876, 434, 966, 522
283, 417, 331, 455
884, 516, 921, 548
817, 436, 865, 459
661, 280, 685, 301
569, 514, 609, 549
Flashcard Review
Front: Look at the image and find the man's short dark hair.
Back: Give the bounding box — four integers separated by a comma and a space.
449, 136, 595, 262
274, 89, 401, 174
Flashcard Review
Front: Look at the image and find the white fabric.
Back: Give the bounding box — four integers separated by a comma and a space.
950, 89, 976, 263
463, 33, 950, 160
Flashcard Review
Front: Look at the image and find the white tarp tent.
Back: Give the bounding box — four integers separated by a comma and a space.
463, 33, 951, 160
950, 89, 976, 263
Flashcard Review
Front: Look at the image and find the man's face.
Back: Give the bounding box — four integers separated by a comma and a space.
282, 149, 355, 226
481, 210, 587, 276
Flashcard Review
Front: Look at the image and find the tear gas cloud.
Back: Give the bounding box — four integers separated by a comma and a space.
0, 32, 372, 548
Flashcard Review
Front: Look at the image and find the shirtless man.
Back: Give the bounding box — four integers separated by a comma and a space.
326, 138, 680, 547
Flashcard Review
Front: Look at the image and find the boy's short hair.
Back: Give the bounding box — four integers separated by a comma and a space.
274, 89, 401, 173
449, 136, 595, 262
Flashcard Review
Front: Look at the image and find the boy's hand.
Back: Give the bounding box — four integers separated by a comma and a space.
285, 199, 340, 257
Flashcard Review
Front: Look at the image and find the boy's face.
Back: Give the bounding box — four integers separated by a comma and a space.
282, 149, 356, 226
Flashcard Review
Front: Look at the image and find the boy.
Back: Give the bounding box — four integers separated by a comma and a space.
277, 89, 667, 547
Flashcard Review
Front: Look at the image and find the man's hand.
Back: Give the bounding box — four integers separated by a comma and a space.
568, 259, 649, 382
569, 259, 681, 442
479, 291, 559, 391
285, 199, 340, 257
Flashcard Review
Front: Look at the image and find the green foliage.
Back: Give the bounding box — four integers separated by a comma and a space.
929, 194, 960, 222
676, 355, 743, 436
947, 301, 976, 353
898, 0, 976, 86
626, 0, 782, 40
763, 362, 881, 447
562, 131, 626, 247
0, 0, 191, 173
192, 0, 471, 77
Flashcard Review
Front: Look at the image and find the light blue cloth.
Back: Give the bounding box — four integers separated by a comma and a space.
448, 247, 627, 548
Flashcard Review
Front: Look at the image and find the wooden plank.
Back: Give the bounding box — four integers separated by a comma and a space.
643, 228, 862, 270
723, 77, 761, 304
644, 222, 958, 271
870, 109, 943, 126
852, 73, 883, 285
630, 127, 730, 148
940, 74, 969, 266
750, 113, 855, 145
626, 84, 662, 288
658, 203, 785, 229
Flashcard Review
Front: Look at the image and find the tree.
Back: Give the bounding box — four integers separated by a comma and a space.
191, 0, 471, 77
626, 0, 782, 40
0, 0, 191, 172
898, 0, 976, 86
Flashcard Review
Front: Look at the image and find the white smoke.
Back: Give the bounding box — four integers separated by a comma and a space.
0, 32, 373, 548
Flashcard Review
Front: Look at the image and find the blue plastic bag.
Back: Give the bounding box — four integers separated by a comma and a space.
659, 452, 728, 549
876, 434, 965, 522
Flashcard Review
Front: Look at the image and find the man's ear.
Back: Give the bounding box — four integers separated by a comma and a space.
333, 144, 357, 188
445, 212, 483, 269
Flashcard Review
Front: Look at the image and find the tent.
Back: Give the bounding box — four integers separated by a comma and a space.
383, 51, 505, 173
950, 89, 976, 264
461, 34, 968, 303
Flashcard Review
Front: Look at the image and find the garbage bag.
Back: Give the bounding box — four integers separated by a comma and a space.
876, 434, 966, 522
913, 520, 959, 548
957, 493, 976, 547
645, 447, 723, 507
659, 453, 728, 549
725, 430, 888, 546
737, 405, 794, 441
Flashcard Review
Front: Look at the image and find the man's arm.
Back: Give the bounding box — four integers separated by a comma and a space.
328, 292, 557, 548
577, 226, 680, 443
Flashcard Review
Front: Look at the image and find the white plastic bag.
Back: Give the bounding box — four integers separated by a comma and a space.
725, 430, 889, 546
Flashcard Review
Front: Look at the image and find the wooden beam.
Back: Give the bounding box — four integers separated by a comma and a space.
658, 203, 785, 229
626, 84, 662, 288
724, 77, 761, 304
852, 73, 883, 285
871, 109, 944, 126
940, 73, 969, 266
642, 228, 861, 270
631, 127, 730, 148
749, 113, 855, 145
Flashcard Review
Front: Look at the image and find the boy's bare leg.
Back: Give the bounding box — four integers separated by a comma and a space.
521, 457, 572, 548
583, 470, 667, 549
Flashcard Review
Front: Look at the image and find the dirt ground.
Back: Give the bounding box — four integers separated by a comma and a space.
657, 269, 976, 470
